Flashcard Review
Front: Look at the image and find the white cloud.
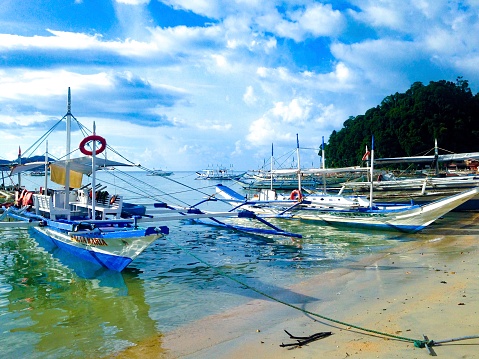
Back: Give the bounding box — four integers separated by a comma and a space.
243, 86, 257, 106
0, 70, 110, 101
159, 0, 220, 18
292, 3, 345, 37
257, 3, 345, 42
231, 139, 243, 156
272, 98, 312, 124
246, 97, 344, 148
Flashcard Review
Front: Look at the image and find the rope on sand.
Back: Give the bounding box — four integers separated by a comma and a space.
164, 235, 479, 354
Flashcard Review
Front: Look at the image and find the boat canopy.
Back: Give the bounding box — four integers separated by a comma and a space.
375, 152, 479, 165
9, 157, 133, 188
50, 157, 133, 188
51, 156, 132, 175
269, 166, 370, 175
10, 162, 47, 176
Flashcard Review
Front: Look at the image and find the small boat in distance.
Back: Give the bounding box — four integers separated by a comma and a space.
196, 167, 245, 180
147, 169, 173, 176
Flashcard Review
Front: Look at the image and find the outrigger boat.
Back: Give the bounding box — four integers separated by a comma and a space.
216, 137, 479, 233
0, 89, 169, 272
1, 89, 301, 272
196, 167, 245, 180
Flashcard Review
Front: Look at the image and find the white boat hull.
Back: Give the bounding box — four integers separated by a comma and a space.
292, 187, 479, 232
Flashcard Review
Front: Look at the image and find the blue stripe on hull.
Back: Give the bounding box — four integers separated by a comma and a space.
34, 228, 132, 272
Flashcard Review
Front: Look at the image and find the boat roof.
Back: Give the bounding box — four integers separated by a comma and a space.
51, 156, 133, 175
10, 162, 47, 175
10, 157, 133, 176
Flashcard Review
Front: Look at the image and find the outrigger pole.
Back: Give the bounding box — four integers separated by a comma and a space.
146, 201, 302, 239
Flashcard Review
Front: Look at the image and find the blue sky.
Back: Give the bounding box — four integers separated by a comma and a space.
1, 0, 478, 170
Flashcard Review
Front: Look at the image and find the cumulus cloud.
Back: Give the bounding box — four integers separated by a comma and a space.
1, 0, 479, 169
246, 97, 345, 148
271, 98, 312, 124
257, 3, 345, 42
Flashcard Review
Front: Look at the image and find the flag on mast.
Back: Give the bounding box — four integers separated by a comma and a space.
362, 146, 370, 161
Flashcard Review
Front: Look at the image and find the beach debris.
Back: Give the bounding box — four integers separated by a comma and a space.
280, 329, 332, 348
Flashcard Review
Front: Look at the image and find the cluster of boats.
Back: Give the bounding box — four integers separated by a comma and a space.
0, 89, 302, 272
2, 90, 479, 274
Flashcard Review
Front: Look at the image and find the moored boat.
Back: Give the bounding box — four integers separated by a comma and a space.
196, 167, 245, 180
0, 89, 169, 271
147, 169, 173, 176
216, 137, 479, 233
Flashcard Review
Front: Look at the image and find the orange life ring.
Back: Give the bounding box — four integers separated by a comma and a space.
109, 195, 117, 205
290, 189, 303, 201
79, 135, 107, 156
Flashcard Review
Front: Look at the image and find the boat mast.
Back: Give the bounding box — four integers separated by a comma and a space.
17, 146, 21, 187
369, 136, 374, 209
434, 138, 439, 175
64, 88, 72, 209
270, 143, 273, 191
44, 141, 48, 195
296, 134, 302, 191
91, 122, 97, 219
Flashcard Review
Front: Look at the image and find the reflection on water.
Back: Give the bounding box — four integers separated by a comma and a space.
0, 171, 420, 358
0, 228, 157, 358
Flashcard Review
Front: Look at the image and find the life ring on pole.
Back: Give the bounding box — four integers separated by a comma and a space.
79, 135, 107, 156
290, 189, 303, 201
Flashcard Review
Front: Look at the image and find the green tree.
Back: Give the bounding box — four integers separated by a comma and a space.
325, 79, 479, 166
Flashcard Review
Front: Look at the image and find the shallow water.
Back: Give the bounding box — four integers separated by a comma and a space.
0, 171, 418, 358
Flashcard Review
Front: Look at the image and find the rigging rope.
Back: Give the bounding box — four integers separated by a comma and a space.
164, 235, 419, 344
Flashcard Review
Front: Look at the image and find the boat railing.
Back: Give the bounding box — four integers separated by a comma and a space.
33, 194, 71, 220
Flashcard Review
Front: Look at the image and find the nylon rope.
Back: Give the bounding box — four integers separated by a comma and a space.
163, 235, 422, 345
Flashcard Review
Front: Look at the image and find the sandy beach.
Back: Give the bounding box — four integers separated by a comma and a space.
112, 211, 479, 359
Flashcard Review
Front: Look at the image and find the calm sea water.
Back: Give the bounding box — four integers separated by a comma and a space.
0, 171, 418, 358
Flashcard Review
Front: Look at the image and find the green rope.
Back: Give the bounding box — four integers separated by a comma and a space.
164, 236, 424, 346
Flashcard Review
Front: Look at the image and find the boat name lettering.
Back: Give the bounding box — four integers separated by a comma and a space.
71, 235, 108, 246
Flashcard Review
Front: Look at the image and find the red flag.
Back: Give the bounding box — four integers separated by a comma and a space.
362, 146, 370, 161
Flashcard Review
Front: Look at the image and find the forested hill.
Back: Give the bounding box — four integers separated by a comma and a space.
325, 79, 479, 167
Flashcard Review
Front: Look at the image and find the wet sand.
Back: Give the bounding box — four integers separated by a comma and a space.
114, 212, 479, 359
